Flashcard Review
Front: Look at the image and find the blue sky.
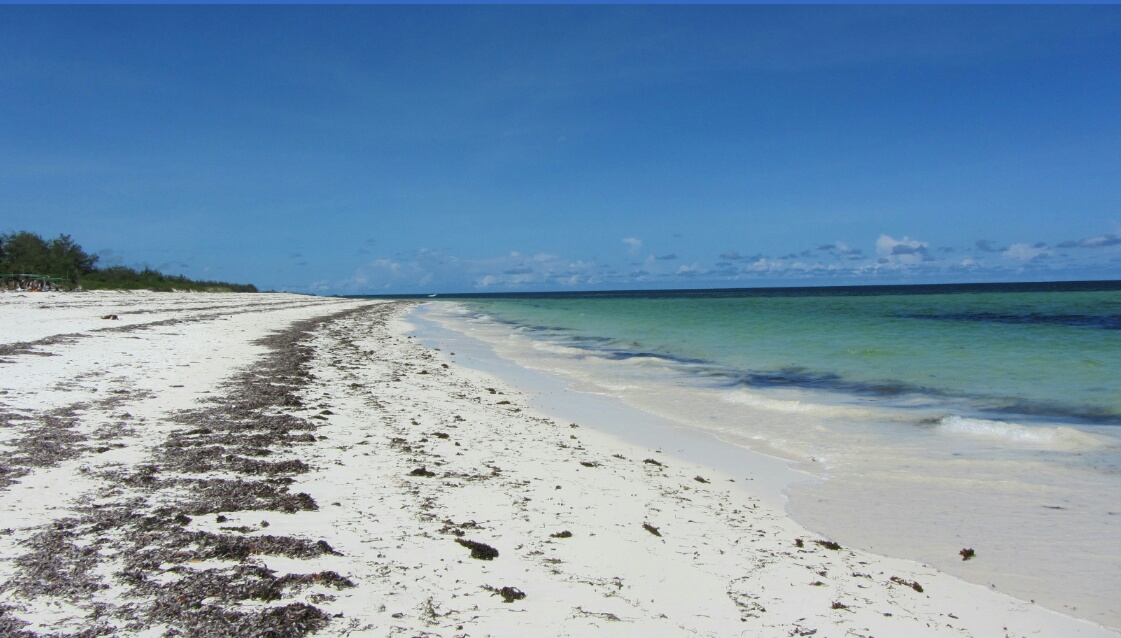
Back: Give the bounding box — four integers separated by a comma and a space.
3, 6, 1120, 294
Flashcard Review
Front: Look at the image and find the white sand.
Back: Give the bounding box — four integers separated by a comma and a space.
0, 291, 1115, 637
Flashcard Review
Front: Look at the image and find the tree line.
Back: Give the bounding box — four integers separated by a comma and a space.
0, 231, 257, 292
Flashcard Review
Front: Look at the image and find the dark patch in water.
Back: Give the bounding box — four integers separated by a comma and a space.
734, 369, 1121, 425
490, 319, 1121, 425
451, 293, 1121, 426
597, 350, 708, 365
735, 368, 918, 398
898, 312, 1121, 330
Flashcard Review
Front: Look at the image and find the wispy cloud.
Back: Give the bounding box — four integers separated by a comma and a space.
330, 227, 1121, 294
1003, 243, 1051, 261
1057, 233, 1121, 248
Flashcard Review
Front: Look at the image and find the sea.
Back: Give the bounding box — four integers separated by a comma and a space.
389, 281, 1121, 629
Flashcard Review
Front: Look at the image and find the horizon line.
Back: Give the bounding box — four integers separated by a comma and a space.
340, 277, 1121, 300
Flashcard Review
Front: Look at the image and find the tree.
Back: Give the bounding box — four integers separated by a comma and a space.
0, 231, 98, 283
0, 231, 50, 274
47, 234, 98, 283
1, 230, 255, 291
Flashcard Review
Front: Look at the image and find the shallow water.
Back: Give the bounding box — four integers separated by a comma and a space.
410, 284, 1121, 629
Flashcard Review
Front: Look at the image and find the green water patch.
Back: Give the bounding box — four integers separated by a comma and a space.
461, 289, 1121, 424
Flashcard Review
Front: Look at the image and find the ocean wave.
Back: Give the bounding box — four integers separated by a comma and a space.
525, 340, 589, 357
721, 390, 819, 414
936, 415, 1108, 449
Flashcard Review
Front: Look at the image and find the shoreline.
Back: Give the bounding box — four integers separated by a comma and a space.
406, 303, 813, 512
414, 298, 1121, 631
1, 292, 1116, 636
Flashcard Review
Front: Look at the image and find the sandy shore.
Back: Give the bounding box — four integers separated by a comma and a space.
1, 291, 1115, 637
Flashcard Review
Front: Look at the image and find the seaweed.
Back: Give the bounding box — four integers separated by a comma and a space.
178, 478, 318, 515
0, 605, 36, 638
10, 526, 107, 599
162, 602, 333, 638
456, 538, 499, 560
0, 304, 395, 636
890, 576, 924, 593
574, 607, 621, 622
0, 405, 88, 489
484, 585, 526, 603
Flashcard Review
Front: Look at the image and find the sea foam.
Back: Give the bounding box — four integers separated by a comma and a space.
937, 415, 1106, 449
721, 389, 818, 414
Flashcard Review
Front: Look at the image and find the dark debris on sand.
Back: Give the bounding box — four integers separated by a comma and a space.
0, 332, 89, 362
1, 303, 399, 637
0, 405, 89, 490
456, 538, 499, 560
484, 585, 526, 603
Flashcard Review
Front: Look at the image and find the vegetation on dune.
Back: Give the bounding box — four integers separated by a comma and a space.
80, 266, 258, 292
0, 231, 97, 284
0, 230, 256, 292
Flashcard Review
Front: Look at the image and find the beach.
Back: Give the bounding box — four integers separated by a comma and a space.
1, 291, 1116, 637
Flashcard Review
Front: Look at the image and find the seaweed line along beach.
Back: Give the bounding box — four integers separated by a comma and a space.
0, 290, 1117, 637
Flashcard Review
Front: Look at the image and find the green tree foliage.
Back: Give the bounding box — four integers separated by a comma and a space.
1, 231, 256, 292
0, 231, 98, 283
81, 266, 257, 292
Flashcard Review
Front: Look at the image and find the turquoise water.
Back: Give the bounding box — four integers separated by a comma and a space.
455, 289, 1121, 425
415, 284, 1121, 627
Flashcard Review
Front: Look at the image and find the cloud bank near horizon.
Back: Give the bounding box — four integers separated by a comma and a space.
329, 229, 1121, 294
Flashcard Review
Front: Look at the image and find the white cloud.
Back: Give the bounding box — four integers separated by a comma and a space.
875, 234, 929, 265
1080, 234, 1121, 248
746, 258, 781, 272
1002, 243, 1051, 261
789, 261, 826, 272
876, 234, 926, 256
324, 228, 1121, 295
373, 258, 401, 272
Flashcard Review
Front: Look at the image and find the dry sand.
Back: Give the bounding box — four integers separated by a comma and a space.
0, 291, 1115, 637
